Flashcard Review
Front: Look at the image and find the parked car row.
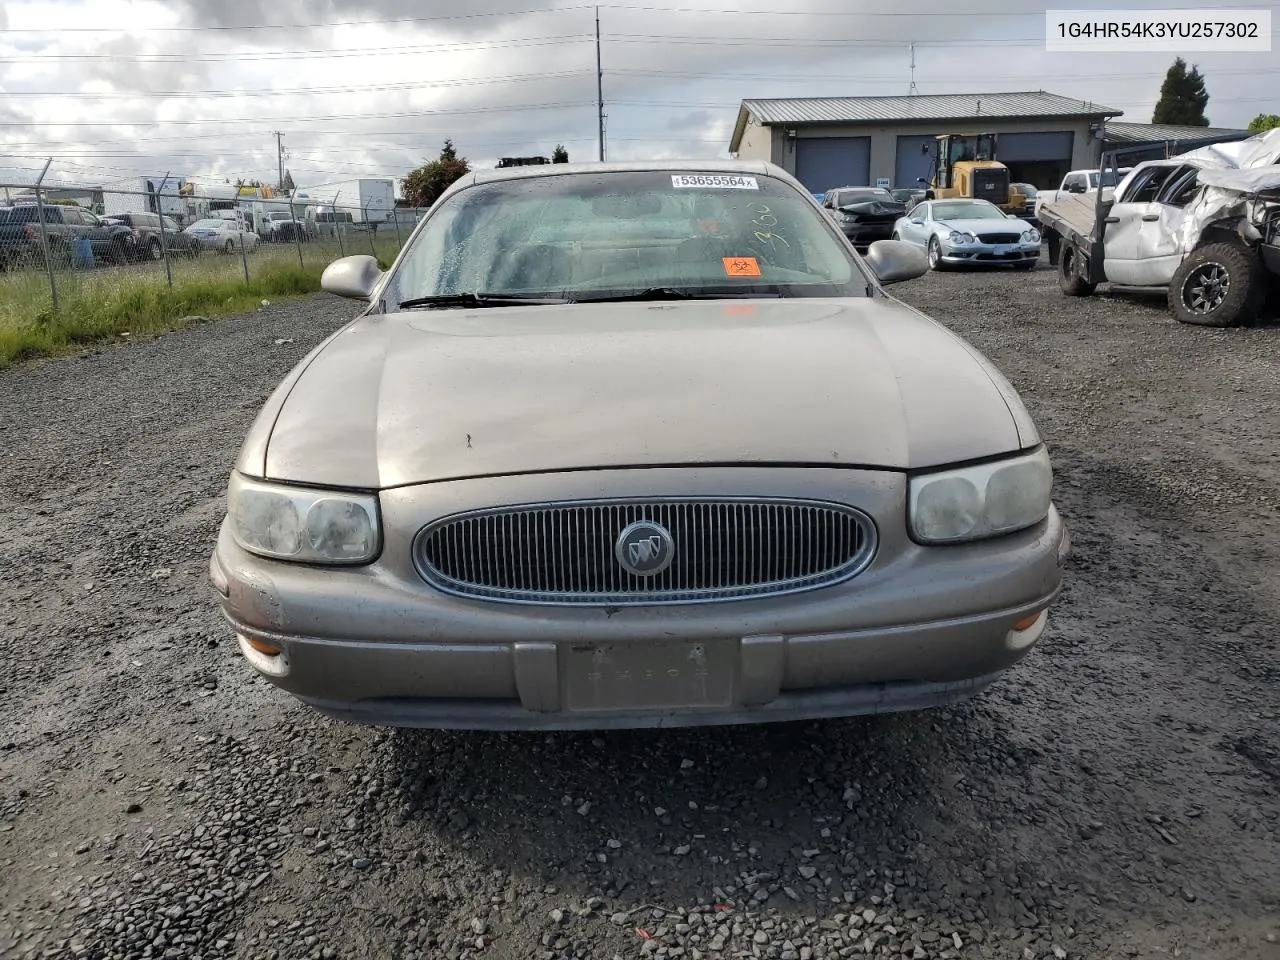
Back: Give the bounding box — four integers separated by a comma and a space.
815, 187, 1042, 272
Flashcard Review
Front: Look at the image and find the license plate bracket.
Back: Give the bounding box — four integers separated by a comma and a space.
562, 639, 738, 712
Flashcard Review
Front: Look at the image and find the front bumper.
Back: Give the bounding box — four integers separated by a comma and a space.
941, 242, 1041, 265
209, 466, 1070, 730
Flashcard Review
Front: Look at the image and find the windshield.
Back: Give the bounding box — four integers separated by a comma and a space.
190, 220, 224, 229
836, 189, 891, 205
931, 201, 1005, 221
268, 211, 292, 220
389, 170, 867, 303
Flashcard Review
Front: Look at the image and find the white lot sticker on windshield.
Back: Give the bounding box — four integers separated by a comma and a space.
671, 174, 759, 189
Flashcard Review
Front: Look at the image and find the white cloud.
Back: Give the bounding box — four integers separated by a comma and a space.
0, 0, 1274, 191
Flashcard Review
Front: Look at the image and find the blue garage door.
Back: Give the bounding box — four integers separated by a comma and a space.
794, 137, 870, 194
996, 131, 1075, 162
895, 134, 940, 190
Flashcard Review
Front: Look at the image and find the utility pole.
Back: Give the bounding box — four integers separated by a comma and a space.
274, 131, 285, 190
596, 6, 605, 162
908, 43, 919, 96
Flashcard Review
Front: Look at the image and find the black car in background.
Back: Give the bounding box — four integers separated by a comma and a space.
0, 203, 133, 270
102, 212, 201, 261
819, 186, 909, 251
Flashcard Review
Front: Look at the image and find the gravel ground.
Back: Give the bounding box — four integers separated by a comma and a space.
1, 264, 1278, 960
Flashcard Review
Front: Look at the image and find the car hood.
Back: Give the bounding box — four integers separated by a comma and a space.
253, 298, 1029, 488
935, 218, 1031, 234
839, 199, 907, 217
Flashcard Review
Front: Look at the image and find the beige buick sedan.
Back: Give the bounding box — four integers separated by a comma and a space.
209, 160, 1070, 730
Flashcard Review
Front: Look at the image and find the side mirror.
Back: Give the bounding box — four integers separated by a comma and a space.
910, 217, 924, 225
864, 239, 928, 285
321, 254, 382, 300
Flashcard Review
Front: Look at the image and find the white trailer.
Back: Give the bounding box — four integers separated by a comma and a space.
310, 178, 395, 224
101, 176, 188, 220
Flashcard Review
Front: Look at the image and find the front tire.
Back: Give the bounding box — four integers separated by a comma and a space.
1058, 244, 1096, 296
1168, 242, 1265, 327
927, 236, 946, 271
224, 240, 235, 255
147, 238, 162, 261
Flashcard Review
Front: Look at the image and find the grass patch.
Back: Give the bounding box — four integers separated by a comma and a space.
0, 237, 404, 369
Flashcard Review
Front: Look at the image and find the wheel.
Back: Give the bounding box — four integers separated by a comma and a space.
927, 236, 947, 271
147, 238, 162, 261
1168, 242, 1265, 327
1058, 244, 1096, 296
224, 240, 235, 254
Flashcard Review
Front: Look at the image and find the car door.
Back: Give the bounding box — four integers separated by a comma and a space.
1101, 163, 1181, 285
1129, 165, 1201, 286
899, 202, 930, 246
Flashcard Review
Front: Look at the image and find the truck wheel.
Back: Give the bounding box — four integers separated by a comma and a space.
1168, 242, 1265, 327
147, 238, 162, 261
1058, 244, 1096, 297
224, 240, 235, 254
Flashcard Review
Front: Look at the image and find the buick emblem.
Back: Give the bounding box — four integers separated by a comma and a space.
615, 520, 675, 577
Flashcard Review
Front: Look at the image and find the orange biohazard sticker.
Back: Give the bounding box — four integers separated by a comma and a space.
722, 256, 761, 277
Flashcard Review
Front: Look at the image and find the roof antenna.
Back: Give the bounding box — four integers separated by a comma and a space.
908, 42, 919, 95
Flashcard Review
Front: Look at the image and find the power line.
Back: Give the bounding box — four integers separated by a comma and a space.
0, 0, 1260, 31
0, 70, 596, 100
0, 101, 599, 126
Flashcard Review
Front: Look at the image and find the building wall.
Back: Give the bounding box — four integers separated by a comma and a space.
735, 118, 777, 163
758, 117, 1103, 186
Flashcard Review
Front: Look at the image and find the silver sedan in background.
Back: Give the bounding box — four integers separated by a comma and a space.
892, 198, 1041, 270
209, 160, 1069, 731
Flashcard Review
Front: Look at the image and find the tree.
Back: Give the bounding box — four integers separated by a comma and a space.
552, 144, 569, 163
1152, 57, 1210, 126
281, 169, 296, 192
402, 139, 471, 207
1248, 113, 1280, 132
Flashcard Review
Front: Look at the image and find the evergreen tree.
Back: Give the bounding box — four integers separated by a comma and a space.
1152, 58, 1210, 126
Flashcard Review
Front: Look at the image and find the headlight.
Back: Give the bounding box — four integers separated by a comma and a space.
947, 231, 977, 244
1022, 229, 1041, 243
227, 472, 381, 564
908, 447, 1052, 544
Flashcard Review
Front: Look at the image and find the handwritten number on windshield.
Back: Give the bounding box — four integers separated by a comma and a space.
747, 202, 790, 249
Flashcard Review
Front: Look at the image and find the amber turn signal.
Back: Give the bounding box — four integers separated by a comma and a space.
1012, 612, 1044, 632
244, 636, 282, 657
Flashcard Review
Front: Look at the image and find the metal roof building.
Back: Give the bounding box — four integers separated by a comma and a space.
729, 91, 1124, 194
1101, 121, 1253, 163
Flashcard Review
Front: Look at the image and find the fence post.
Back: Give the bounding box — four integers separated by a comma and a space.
33, 159, 58, 313
393, 214, 402, 250
366, 209, 377, 259
293, 218, 304, 269
238, 227, 250, 284
157, 171, 174, 291
332, 194, 345, 257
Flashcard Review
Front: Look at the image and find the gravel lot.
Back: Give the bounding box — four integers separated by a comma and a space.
2, 263, 1278, 960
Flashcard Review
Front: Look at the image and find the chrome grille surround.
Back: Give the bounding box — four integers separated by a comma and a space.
412, 497, 878, 606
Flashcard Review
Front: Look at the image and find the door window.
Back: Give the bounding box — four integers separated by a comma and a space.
1119, 166, 1178, 204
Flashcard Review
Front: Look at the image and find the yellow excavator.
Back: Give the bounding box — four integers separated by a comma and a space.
918, 133, 1028, 217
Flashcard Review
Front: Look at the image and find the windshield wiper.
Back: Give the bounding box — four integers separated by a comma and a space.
571, 287, 782, 303
397, 292, 568, 310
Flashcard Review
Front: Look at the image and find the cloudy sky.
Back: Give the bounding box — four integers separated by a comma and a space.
0, 0, 1274, 194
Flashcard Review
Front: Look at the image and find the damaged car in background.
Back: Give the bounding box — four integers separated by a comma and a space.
1038, 129, 1280, 326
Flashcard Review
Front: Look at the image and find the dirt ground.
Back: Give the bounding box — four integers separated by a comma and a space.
1, 261, 1277, 960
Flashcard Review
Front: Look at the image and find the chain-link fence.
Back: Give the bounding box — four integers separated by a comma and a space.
0, 180, 429, 323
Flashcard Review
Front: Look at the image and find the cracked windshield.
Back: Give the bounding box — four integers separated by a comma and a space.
1, 2, 1278, 960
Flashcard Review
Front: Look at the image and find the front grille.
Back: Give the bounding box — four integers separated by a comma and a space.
414, 498, 877, 605
977, 232, 1022, 244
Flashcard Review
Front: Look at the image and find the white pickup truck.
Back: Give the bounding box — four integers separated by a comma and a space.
1037, 131, 1280, 327
1034, 168, 1132, 221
